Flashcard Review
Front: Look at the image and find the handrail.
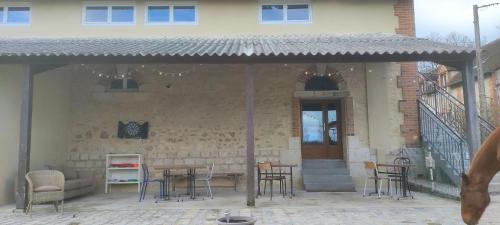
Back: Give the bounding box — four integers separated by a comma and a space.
418, 101, 469, 174
417, 73, 495, 142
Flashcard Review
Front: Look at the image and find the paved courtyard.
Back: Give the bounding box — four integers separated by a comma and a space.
1, 190, 500, 225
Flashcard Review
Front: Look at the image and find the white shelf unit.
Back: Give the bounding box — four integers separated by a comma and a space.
105, 154, 141, 193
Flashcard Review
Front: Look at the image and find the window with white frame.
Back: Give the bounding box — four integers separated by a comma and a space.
0, 4, 31, 25
260, 2, 310, 23
83, 3, 135, 25
146, 3, 197, 24
109, 78, 139, 91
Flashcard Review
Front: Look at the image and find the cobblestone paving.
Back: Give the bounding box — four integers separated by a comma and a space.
1, 191, 500, 225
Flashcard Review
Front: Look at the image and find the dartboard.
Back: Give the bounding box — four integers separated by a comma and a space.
125, 122, 141, 137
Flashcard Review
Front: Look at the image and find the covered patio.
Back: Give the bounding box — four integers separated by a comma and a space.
4, 191, 500, 225
0, 34, 479, 211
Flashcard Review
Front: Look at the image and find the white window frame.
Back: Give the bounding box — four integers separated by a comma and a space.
259, 0, 311, 24
82, 1, 136, 26
107, 78, 139, 92
145, 1, 197, 25
0, 2, 32, 26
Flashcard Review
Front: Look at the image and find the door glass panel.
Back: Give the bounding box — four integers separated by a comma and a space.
302, 103, 323, 144
327, 104, 338, 145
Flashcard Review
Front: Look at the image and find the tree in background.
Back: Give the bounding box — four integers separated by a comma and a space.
418, 32, 474, 73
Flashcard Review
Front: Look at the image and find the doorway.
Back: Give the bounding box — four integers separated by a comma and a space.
301, 100, 343, 159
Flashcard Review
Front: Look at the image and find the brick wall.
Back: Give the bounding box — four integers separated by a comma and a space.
394, 0, 420, 146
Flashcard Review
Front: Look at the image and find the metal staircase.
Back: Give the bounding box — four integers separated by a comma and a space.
417, 73, 496, 186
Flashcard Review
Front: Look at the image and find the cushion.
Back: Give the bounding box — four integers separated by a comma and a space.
65, 178, 94, 191
34, 185, 61, 192
45, 165, 78, 180
65, 179, 81, 191
63, 167, 78, 180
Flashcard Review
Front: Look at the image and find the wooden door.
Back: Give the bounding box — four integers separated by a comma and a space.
301, 101, 343, 159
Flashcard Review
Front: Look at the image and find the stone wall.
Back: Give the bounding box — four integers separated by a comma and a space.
66, 64, 297, 191
63, 63, 404, 191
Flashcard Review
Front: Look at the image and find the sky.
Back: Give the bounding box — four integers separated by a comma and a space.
415, 0, 500, 44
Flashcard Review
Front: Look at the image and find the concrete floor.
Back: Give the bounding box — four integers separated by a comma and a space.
1, 190, 500, 225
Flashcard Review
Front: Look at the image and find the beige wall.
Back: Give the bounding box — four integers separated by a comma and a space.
0, 66, 72, 205
0, 0, 398, 37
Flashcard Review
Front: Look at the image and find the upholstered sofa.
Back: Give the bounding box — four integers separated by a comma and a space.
46, 166, 96, 199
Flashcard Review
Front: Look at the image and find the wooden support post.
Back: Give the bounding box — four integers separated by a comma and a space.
245, 64, 256, 207
462, 60, 481, 158
16, 65, 34, 210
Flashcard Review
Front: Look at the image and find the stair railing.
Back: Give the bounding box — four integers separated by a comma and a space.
417, 73, 495, 142
418, 102, 469, 175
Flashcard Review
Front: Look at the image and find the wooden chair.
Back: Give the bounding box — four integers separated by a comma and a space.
363, 161, 392, 198
257, 162, 286, 200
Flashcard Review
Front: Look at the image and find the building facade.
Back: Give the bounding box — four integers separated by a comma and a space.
0, 0, 420, 205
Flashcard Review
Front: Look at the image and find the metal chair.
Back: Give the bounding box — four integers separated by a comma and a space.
139, 164, 164, 202
363, 161, 393, 198
195, 162, 215, 199
391, 157, 413, 199
25, 170, 65, 217
257, 162, 286, 200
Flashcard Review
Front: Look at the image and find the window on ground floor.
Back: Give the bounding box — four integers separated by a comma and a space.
109, 78, 139, 91
305, 76, 338, 91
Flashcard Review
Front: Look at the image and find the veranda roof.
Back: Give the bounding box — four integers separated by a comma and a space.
0, 33, 475, 64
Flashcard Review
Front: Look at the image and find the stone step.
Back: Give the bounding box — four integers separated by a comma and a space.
489, 174, 500, 193
302, 168, 350, 176
491, 174, 500, 183
489, 183, 500, 193
304, 182, 356, 192
302, 159, 355, 192
302, 174, 353, 184
302, 159, 347, 169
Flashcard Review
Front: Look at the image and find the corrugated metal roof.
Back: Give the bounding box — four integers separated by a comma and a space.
0, 33, 474, 58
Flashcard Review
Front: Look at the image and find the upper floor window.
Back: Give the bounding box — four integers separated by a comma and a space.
260, 2, 311, 24
0, 5, 31, 25
146, 3, 197, 24
83, 3, 135, 25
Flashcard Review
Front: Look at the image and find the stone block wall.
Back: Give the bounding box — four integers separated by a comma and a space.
62, 62, 405, 192
65, 64, 301, 191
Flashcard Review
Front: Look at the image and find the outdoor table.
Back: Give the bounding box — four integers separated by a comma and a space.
377, 163, 414, 198
256, 163, 298, 197
154, 164, 206, 200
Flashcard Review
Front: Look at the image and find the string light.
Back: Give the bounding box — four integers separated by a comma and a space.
79, 64, 202, 80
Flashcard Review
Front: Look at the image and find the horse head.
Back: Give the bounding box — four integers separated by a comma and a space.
461, 173, 490, 225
